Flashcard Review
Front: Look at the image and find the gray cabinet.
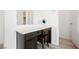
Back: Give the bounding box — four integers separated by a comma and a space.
16, 31, 41, 49
16, 32, 24, 49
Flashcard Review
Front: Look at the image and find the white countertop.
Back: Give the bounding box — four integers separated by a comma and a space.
16, 24, 52, 34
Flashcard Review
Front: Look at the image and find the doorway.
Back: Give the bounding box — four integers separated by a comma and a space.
59, 10, 77, 49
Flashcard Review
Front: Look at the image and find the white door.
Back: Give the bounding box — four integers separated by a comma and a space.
59, 10, 72, 39
72, 11, 79, 41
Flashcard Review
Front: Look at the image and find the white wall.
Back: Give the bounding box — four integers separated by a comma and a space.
0, 11, 5, 44
76, 11, 79, 39
4, 10, 17, 49
77, 11, 79, 35
33, 10, 59, 45
33, 10, 42, 25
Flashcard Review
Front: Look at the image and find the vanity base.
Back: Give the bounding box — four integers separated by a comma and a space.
16, 28, 51, 49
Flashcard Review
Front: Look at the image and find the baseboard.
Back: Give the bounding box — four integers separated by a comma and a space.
59, 37, 72, 41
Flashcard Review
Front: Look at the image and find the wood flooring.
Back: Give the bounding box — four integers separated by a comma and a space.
59, 37, 77, 49
0, 38, 78, 49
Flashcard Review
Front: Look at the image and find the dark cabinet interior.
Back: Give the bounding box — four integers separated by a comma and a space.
24, 37, 37, 49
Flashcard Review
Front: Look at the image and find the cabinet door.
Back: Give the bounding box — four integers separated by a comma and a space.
25, 37, 37, 49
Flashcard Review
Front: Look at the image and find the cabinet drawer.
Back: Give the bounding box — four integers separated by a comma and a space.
25, 31, 41, 40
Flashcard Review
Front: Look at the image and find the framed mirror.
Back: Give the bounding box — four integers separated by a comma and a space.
17, 10, 33, 25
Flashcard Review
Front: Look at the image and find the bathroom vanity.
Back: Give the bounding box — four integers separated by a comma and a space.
16, 31, 40, 49
16, 25, 52, 49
